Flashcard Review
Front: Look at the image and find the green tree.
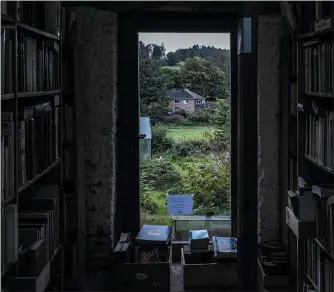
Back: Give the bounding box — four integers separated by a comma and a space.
166, 52, 179, 66
161, 67, 182, 89
180, 57, 229, 100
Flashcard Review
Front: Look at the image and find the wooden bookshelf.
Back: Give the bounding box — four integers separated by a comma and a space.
286, 2, 334, 292
1, 2, 65, 291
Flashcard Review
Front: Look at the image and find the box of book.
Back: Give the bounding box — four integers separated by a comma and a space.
181, 247, 236, 289
212, 236, 237, 261
110, 225, 172, 291
257, 242, 289, 289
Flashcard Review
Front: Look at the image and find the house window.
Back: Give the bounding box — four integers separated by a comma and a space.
196, 100, 202, 105
174, 100, 179, 104
183, 100, 188, 104
175, 107, 179, 110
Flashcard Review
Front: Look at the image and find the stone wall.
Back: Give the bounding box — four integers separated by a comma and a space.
257, 14, 282, 242
73, 7, 118, 275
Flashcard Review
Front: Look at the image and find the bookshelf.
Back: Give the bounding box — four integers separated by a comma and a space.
286, 2, 334, 292
1, 2, 66, 291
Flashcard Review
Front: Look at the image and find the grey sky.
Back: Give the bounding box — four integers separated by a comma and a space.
139, 33, 230, 53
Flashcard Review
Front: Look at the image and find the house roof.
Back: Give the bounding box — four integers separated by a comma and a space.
167, 89, 206, 100
140, 116, 152, 140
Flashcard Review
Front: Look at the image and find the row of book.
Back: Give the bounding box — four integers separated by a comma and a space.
18, 34, 60, 93
17, 2, 61, 36
304, 41, 333, 95
305, 110, 334, 170
1, 185, 64, 277
1, 96, 60, 192
305, 239, 334, 292
1, 28, 13, 95
19, 96, 60, 185
2, 112, 14, 203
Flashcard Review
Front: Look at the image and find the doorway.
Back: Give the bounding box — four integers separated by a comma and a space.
117, 11, 238, 238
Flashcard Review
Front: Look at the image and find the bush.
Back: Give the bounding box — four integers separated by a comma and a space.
163, 114, 186, 124
141, 158, 180, 189
168, 156, 230, 215
171, 139, 209, 157
152, 125, 174, 154
188, 109, 210, 124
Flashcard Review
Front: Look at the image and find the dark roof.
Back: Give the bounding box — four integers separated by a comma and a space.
167, 89, 206, 100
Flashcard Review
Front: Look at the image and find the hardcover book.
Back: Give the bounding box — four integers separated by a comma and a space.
212, 236, 237, 259
135, 224, 171, 245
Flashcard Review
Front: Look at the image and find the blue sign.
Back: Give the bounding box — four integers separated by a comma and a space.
167, 194, 193, 215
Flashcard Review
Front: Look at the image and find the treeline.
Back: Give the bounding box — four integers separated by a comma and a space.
139, 41, 230, 75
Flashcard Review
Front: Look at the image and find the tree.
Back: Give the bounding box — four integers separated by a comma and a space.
179, 57, 229, 100
166, 52, 179, 66
161, 67, 182, 89
151, 43, 166, 60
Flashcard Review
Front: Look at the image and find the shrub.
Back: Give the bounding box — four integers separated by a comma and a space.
188, 109, 210, 124
171, 139, 209, 157
141, 158, 180, 189
152, 125, 173, 154
168, 156, 230, 215
163, 114, 186, 124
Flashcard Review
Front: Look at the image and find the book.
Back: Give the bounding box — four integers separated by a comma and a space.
135, 224, 171, 245
212, 236, 237, 259
189, 229, 209, 251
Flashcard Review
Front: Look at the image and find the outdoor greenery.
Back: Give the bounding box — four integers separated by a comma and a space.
139, 40, 231, 225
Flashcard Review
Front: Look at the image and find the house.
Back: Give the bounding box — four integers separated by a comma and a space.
167, 89, 206, 113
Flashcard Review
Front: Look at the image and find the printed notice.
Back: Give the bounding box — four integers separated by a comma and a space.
167, 194, 193, 215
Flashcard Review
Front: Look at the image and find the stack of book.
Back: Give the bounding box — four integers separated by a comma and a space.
17, 2, 61, 35
189, 229, 209, 253
258, 242, 289, 282
1, 27, 13, 95
18, 185, 63, 276
287, 178, 317, 222
18, 95, 60, 186
1, 204, 19, 272
212, 236, 237, 261
17, 34, 59, 92
1, 112, 14, 203
135, 224, 171, 263
112, 233, 132, 264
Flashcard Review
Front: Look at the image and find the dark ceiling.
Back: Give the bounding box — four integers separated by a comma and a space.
64, 1, 282, 15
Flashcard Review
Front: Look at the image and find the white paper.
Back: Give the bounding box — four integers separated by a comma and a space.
167, 194, 193, 215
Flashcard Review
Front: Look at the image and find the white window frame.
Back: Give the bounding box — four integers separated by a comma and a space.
196, 100, 202, 105
174, 100, 179, 104
183, 100, 188, 104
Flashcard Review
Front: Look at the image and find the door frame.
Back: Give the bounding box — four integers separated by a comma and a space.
117, 11, 239, 237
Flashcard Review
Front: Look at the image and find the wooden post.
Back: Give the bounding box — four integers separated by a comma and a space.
236, 2, 259, 290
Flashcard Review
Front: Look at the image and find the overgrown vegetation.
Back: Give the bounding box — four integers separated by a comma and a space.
139, 40, 231, 225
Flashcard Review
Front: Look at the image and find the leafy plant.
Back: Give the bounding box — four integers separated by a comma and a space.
151, 124, 174, 154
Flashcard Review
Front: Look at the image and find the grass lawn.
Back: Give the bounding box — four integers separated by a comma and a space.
166, 125, 217, 141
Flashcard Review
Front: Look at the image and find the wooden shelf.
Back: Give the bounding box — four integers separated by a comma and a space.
1, 261, 16, 278
304, 273, 320, 292
304, 154, 334, 175
17, 22, 60, 41
299, 29, 333, 41
17, 89, 61, 98
1, 14, 15, 23
18, 159, 60, 193
285, 207, 317, 239
2, 194, 15, 207
314, 239, 334, 262
1, 93, 14, 101
304, 91, 334, 99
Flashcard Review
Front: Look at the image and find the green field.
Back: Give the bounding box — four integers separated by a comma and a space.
166, 125, 217, 141
161, 61, 185, 71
